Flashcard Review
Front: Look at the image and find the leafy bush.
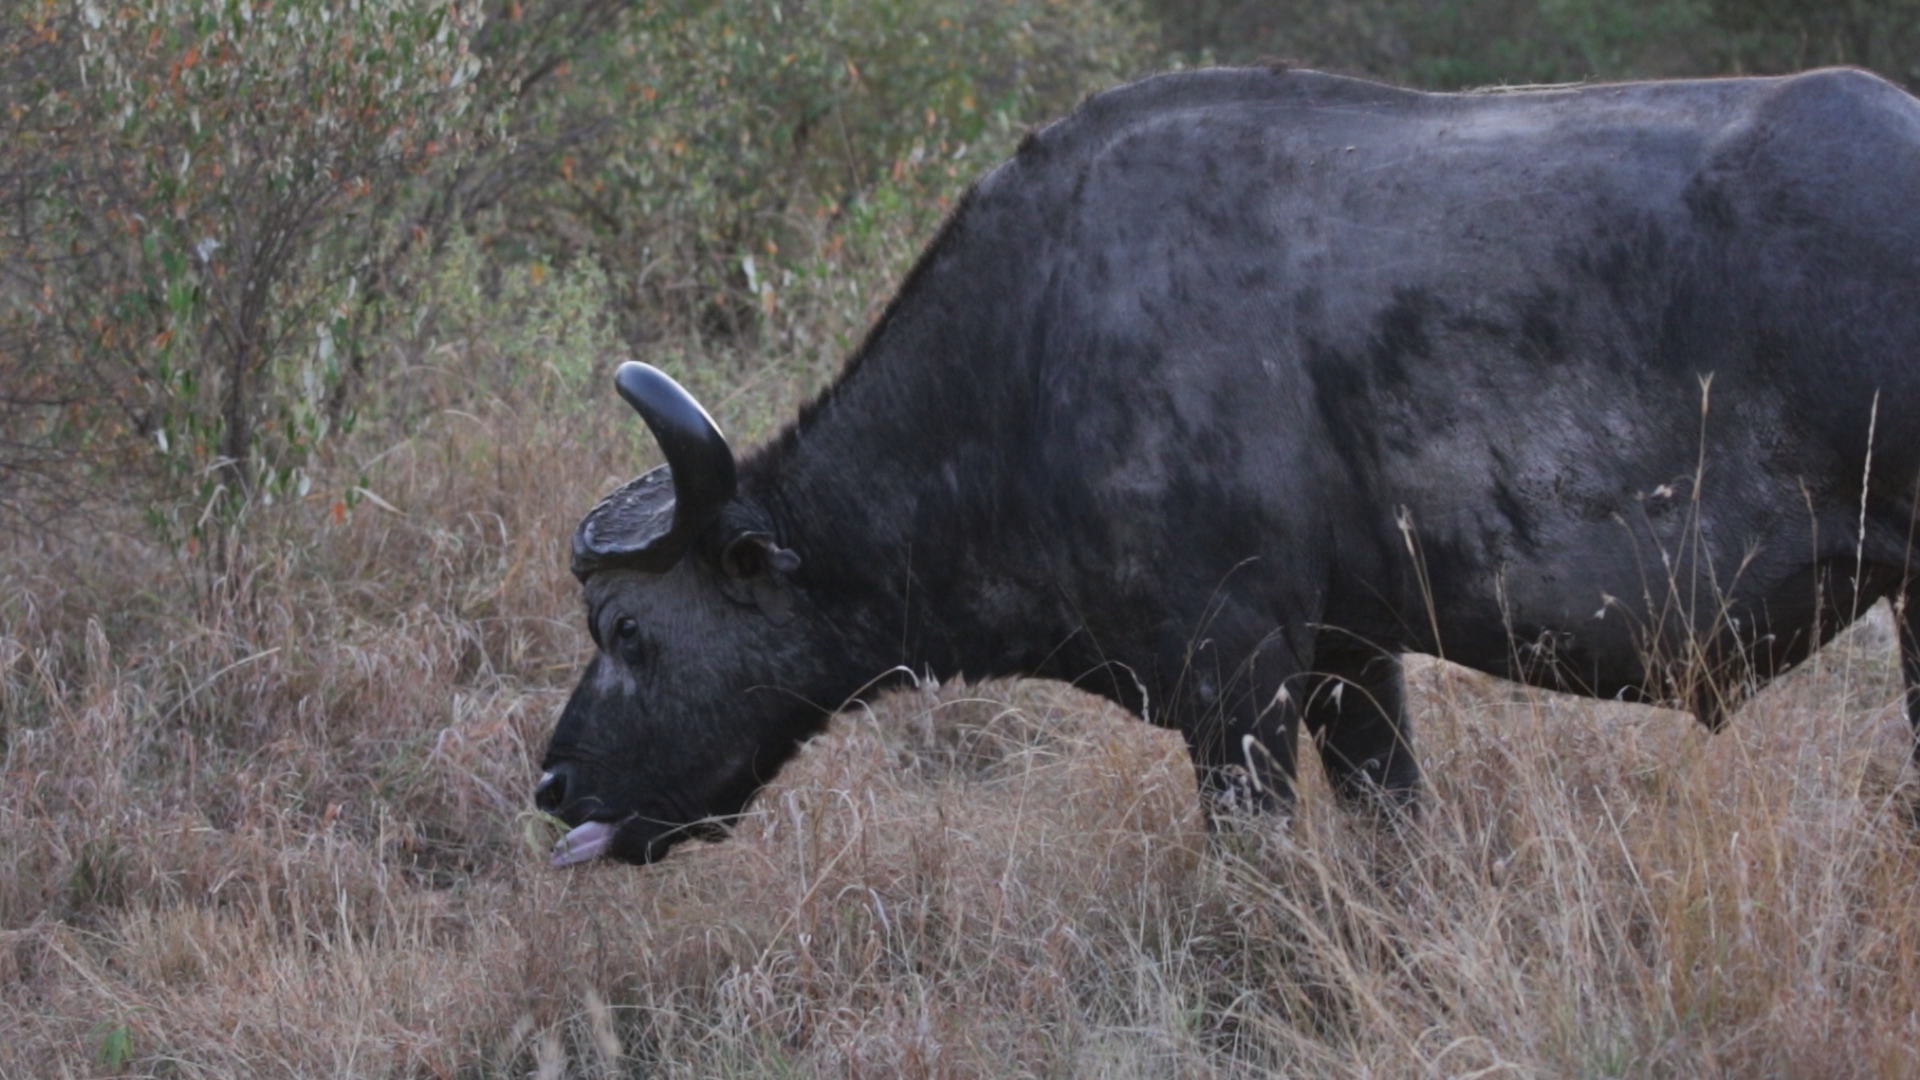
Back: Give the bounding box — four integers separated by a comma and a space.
0, 0, 1151, 541
0, 0, 487, 545
1710, 0, 1920, 80
1145, 0, 1920, 88
484, 0, 1150, 346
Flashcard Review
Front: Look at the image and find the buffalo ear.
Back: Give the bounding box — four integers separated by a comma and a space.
720, 531, 801, 580
718, 532, 801, 623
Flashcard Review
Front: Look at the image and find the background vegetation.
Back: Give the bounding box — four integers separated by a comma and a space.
1149, 0, 1920, 87
5, 1, 1920, 1075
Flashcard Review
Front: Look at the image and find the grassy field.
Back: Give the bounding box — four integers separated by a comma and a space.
8, 333, 1920, 1080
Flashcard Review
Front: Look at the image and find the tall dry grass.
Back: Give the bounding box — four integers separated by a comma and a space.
11, 429, 1920, 1079
9, 275, 1920, 1077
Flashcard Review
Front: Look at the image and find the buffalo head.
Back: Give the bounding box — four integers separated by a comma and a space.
537, 362, 817, 866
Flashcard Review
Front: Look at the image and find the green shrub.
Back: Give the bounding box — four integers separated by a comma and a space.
0, 0, 1153, 539
486, 0, 1152, 346
0, 0, 487, 544
1145, 0, 1920, 88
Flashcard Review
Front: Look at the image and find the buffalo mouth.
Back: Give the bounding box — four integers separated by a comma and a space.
550, 816, 627, 867
548, 812, 720, 867
537, 765, 747, 868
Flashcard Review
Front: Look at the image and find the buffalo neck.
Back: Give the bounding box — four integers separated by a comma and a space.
738, 183, 1075, 696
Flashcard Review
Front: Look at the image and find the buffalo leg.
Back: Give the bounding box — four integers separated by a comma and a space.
1173, 639, 1302, 822
1180, 702, 1299, 821
1301, 645, 1421, 812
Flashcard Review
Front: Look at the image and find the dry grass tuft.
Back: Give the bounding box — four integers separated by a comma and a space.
8, 371, 1920, 1078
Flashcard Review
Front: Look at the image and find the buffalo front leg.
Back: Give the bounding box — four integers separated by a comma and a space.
1172, 643, 1302, 824
1300, 645, 1421, 813
1179, 699, 1299, 823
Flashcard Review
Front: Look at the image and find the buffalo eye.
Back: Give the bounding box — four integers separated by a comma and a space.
607, 615, 644, 662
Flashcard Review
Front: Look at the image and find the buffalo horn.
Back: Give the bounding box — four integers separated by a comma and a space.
570, 362, 738, 579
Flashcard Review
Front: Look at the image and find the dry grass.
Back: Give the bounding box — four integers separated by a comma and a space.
8, 377, 1920, 1079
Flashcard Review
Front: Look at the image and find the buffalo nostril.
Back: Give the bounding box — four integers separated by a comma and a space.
534, 766, 570, 812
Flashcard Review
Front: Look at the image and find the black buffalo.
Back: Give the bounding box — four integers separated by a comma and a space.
537, 66, 1920, 866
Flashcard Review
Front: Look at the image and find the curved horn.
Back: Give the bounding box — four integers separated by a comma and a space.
571, 362, 738, 580
613, 362, 737, 518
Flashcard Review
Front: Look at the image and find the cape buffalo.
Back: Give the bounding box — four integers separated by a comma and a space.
538, 65, 1920, 866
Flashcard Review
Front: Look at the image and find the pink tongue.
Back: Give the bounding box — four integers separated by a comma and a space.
551, 821, 617, 867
